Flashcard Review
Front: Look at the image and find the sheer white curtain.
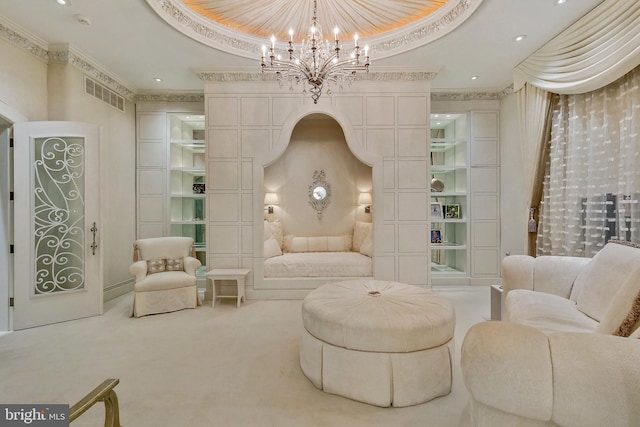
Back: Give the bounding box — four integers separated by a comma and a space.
537, 67, 640, 257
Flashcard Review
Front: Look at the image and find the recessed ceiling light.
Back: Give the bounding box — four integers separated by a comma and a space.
513, 34, 527, 42
154, 78, 163, 82
56, 0, 70, 5
555, 0, 567, 5
471, 76, 478, 80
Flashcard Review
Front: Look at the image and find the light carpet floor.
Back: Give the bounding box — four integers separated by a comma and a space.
0, 286, 491, 427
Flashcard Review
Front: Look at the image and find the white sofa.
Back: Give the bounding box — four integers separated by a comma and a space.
461, 241, 640, 427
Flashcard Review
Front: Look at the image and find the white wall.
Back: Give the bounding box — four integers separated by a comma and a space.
204, 75, 433, 294
0, 39, 48, 121
264, 115, 372, 237
30, 61, 136, 299
499, 92, 527, 256
0, 41, 137, 328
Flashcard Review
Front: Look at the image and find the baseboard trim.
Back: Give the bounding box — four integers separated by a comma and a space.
104, 279, 134, 302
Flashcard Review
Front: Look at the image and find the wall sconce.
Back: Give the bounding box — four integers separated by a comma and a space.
358, 192, 372, 214
264, 192, 279, 214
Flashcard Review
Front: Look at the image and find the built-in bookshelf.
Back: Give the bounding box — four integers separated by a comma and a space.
430, 113, 470, 280
168, 114, 207, 277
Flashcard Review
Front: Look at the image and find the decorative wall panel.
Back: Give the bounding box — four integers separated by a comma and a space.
209, 162, 239, 190
398, 160, 428, 188
399, 225, 429, 252
138, 143, 166, 167
366, 97, 395, 126
384, 161, 396, 188
398, 193, 428, 221
384, 192, 396, 221
209, 194, 239, 221
209, 129, 238, 158
241, 98, 270, 126
398, 97, 428, 125
399, 128, 428, 157
208, 97, 238, 126
367, 129, 396, 157
138, 170, 165, 195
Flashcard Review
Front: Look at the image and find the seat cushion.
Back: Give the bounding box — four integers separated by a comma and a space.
135, 271, 196, 292
506, 289, 598, 334
302, 279, 455, 352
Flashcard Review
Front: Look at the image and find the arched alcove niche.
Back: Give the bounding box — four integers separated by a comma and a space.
255, 106, 380, 291
264, 114, 372, 237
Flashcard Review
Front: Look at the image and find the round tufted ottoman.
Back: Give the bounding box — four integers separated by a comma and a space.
300, 279, 456, 407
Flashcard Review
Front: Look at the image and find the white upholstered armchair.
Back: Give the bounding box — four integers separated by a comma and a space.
129, 236, 202, 317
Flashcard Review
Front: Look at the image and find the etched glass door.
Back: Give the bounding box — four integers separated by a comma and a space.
13, 122, 102, 330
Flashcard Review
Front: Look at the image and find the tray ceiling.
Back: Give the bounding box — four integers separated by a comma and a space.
147, 0, 483, 60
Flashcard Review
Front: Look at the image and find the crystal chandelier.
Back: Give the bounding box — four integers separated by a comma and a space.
261, 0, 370, 104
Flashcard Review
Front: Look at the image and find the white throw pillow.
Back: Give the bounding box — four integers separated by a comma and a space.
360, 235, 373, 257
263, 220, 273, 241
264, 237, 283, 259
353, 221, 372, 251
328, 235, 352, 252
269, 220, 284, 249
283, 235, 352, 253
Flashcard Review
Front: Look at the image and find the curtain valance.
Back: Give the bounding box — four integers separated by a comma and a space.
513, 0, 640, 94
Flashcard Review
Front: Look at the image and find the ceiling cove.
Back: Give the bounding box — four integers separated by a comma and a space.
146, 0, 484, 60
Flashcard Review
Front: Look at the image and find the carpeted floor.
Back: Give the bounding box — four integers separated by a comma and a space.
0, 286, 491, 427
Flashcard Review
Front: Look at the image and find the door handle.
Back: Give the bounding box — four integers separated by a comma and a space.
90, 222, 98, 255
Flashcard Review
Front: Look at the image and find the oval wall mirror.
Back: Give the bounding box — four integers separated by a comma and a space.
308, 170, 331, 220
312, 185, 327, 200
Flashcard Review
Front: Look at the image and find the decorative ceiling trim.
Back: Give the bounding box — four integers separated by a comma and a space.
195, 67, 437, 82
147, 0, 483, 60
0, 18, 139, 102
134, 93, 205, 103
431, 84, 515, 101
49, 44, 137, 101
0, 17, 48, 62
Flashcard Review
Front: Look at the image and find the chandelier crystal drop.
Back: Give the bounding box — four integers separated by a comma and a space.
260, 0, 370, 104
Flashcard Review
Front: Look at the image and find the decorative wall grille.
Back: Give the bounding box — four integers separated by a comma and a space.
84, 76, 125, 112
34, 137, 86, 294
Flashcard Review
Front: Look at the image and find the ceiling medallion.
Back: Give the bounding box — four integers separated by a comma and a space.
261, 0, 369, 103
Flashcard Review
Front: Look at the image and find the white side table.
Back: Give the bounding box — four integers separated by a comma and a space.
490, 284, 504, 320
205, 268, 251, 308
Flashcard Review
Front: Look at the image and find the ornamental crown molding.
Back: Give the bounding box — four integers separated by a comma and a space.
134, 93, 205, 103
49, 44, 137, 101
147, 0, 483, 61
0, 16, 48, 62
195, 67, 438, 83
431, 85, 514, 101
0, 17, 138, 101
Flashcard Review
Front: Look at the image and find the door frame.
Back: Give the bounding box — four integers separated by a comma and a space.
0, 106, 27, 332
